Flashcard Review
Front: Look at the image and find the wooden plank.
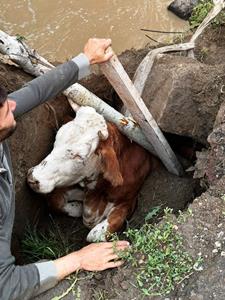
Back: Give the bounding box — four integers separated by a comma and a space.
100, 49, 183, 176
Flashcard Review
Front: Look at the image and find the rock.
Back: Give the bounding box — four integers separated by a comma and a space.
142, 55, 225, 144
120, 281, 129, 290
194, 100, 225, 186
193, 150, 208, 181
168, 0, 199, 20
214, 99, 225, 127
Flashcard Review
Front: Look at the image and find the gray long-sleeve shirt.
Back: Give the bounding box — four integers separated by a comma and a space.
0, 53, 90, 300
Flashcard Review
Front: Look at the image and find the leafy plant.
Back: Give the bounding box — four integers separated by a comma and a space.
144, 205, 161, 222
112, 209, 202, 296
189, 0, 225, 28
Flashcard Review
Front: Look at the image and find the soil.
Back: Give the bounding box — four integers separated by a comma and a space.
1, 25, 225, 300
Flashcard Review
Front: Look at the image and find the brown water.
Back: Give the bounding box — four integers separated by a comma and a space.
1, 0, 188, 62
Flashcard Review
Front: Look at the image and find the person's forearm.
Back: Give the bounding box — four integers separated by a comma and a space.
53, 253, 80, 280
9, 54, 90, 118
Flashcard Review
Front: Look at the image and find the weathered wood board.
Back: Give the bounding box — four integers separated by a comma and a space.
100, 51, 184, 176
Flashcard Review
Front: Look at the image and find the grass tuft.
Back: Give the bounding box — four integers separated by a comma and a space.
21, 225, 75, 262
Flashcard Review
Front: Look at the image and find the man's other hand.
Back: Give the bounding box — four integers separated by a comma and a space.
54, 241, 130, 280
84, 38, 113, 65
75, 241, 129, 271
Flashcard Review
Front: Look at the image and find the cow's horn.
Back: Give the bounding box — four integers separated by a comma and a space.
98, 130, 107, 141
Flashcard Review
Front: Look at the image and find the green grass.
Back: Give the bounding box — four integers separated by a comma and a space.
112, 208, 202, 297
21, 225, 75, 262
189, 0, 225, 28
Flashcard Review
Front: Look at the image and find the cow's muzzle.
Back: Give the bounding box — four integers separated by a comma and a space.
27, 168, 40, 192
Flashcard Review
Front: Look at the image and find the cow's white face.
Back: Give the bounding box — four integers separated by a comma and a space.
27, 106, 108, 194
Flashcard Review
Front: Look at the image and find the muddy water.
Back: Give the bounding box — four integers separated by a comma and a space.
1, 0, 188, 62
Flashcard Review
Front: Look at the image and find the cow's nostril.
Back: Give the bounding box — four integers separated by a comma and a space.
28, 179, 39, 186
27, 167, 34, 177
28, 178, 40, 192
27, 173, 40, 188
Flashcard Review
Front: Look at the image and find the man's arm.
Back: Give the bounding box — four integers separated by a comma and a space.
0, 236, 129, 300
9, 38, 113, 118
9, 54, 90, 118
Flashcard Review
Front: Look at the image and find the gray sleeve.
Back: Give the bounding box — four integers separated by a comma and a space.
0, 187, 58, 299
0, 238, 40, 300
33, 261, 58, 296
0, 240, 58, 300
9, 53, 90, 118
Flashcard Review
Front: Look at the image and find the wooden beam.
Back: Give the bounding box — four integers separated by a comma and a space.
100, 50, 183, 176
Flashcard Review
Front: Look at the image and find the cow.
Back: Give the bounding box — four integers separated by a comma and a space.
27, 106, 153, 242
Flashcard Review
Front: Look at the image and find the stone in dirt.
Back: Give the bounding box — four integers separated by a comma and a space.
194, 101, 225, 187
168, 0, 199, 20
142, 55, 225, 145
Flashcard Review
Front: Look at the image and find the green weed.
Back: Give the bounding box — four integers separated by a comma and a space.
144, 205, 161, 222
112, 209, 201, 297
190, 0, 225, 28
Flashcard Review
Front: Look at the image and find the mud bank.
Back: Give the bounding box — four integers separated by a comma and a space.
1, 25, 225, 299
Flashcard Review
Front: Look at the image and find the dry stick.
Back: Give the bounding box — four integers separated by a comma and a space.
141, 28, 186, 34
133, 42, 195, 97
100, 49, 184, 176
145, 34, 160, 44
0, 30, 156, 156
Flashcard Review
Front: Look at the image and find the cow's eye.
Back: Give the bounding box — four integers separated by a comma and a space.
66, 149, 74, 158
66, 149, 83, 161
40, 160, 47, 166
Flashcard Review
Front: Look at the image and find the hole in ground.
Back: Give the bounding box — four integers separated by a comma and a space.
19, 132, 206, 265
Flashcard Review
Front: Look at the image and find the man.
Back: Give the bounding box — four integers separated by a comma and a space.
0, 38, 129, 300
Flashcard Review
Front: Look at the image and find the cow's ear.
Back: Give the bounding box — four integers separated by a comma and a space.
98, 129, 108, 141
99, 145, 123, 187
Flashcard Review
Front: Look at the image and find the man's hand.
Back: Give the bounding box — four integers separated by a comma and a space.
75, 241, 129, 271
54, 241, 129, 280
84, 38, 114, 65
